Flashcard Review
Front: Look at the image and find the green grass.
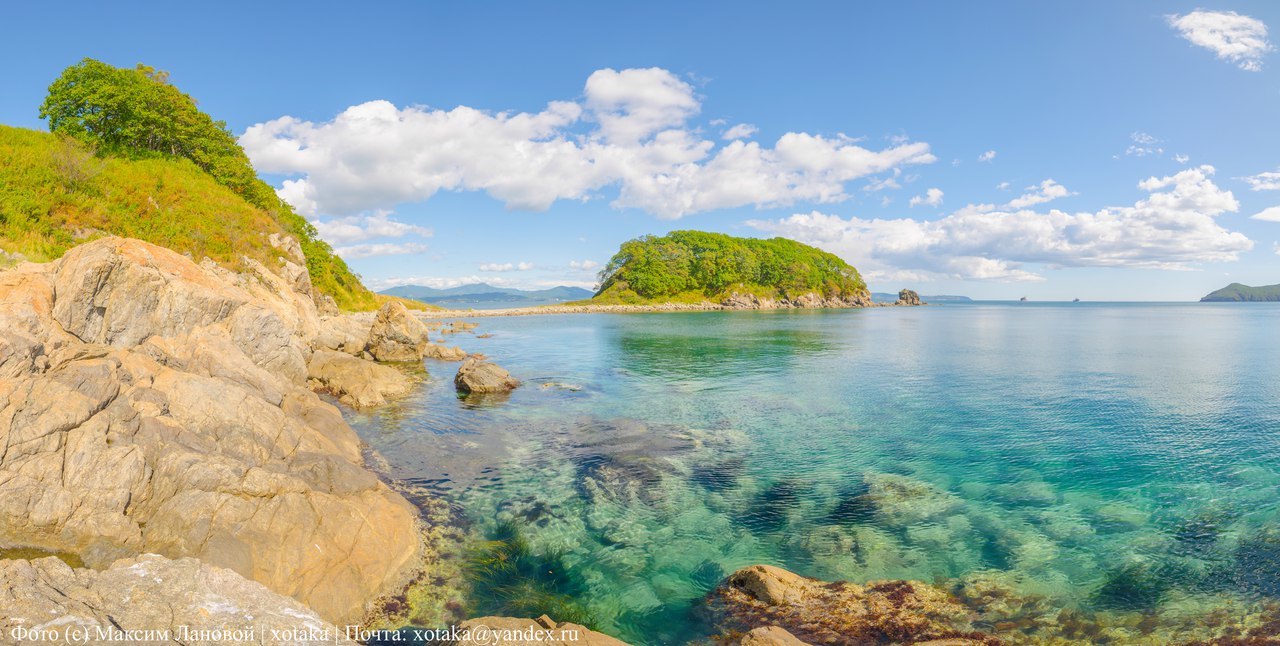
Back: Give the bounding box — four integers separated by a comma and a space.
0, 125, 378, 310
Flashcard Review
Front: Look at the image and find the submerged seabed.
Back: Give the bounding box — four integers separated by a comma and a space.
347, 303, 1280, 645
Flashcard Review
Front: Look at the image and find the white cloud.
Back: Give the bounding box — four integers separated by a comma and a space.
569, 259, 600, 271
722, 123, 758, 140
996, 181, 1011, 191
1253, 206, 1280, 222
479, 262, 535, 272
978, 150, 997, 162
534, 279, 598, 289
241, 67, 935, 220
1006, 179, 1073, 209
1241, 169, 1280, 191
368, 275, 518, 290
1168, 10, 1273, 71
1126, 131, 1164, 157
1174, 153, 1190, 164
333, 242, 429, 259
909, 187, 944, 207
312, 211, 432, 245
747, 166, 1252, 282
864, 168, 902, 192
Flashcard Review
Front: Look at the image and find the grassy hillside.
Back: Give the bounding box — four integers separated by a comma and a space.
1201, 282, 1280, 302
589, 230, 866, 304
0, 125, 378, 310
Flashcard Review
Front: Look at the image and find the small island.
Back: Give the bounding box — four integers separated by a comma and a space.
1201, 282, 1280, 302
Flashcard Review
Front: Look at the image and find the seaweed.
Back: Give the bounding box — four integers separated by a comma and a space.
463, 520, 597, 627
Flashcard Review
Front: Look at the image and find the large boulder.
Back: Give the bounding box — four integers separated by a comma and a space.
0, 555, 355, 645
308, 349, 414, 408
704, 565, 997, 645
455, 357, 519, 394
897, 289, 922, 306
423, 343, 468, 361
366, 300, 429, 362
0, 237, 422, 624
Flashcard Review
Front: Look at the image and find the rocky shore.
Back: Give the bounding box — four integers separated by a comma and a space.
412, 290, 924, 319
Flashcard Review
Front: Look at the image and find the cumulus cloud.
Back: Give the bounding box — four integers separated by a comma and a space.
1253, 206, 1280, 222
1174, 153, 1190, 164
909, 187, 944, 207
333, 242, 429, 259
1241, 169, 1280, 191
368, 275, 517, 290
311, 211, 432, 245
747, 166, 1252, 282
1168, 10, 1273, 71
978, 150, 997, 162
569, 259, 600, 271
240, 67, 935, 220
722, 123, 757, 140
479, 262, 535, 272
1126, 132, 1164, 157
1006, 179, 1072, 209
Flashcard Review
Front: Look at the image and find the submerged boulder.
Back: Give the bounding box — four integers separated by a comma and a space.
455, 356, 520, 393
0, 555, 355, 644
366, 300, 429, 362
704, 565, 997, 645
456, 616, 629, 646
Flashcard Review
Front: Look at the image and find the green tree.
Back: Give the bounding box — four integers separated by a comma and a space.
39, 59, 374, 309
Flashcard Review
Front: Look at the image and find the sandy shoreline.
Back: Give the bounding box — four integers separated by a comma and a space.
412, 301, 906, 319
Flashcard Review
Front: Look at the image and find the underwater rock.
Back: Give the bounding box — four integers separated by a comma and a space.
861, 472, 963, 527
740, 480, 804, 533
1233, 525, 1280, 597
739, 625, 810, 645
455, 357, 520, 393
703, 565, 999, 645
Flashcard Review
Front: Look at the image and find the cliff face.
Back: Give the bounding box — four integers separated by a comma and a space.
0, 236, 420, 623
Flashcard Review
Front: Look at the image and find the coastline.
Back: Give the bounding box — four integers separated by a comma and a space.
412, 300, 916, 319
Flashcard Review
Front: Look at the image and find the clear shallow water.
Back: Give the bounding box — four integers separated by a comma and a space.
347, 303, 1280, 644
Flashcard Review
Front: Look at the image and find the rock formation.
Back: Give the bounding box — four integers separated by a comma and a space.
455, 357, 520, 393
0, 555, 355, 645
366, 300, 430, 361
0, 237, 421, 624
703, 565, 998, 645
897, 289, 922, 306
720, 291, 873, 309
307, 349, 414, 408
456, 616, 629, 646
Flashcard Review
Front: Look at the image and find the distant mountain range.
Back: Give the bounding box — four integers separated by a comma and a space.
1201, 283, 1280, 302
380, 283, 594, 309
870, 292, 973, 303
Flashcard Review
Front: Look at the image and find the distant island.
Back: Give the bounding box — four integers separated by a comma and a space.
382, 283, 593, 308
587, 230, 874, 307
1201, 283, 1280, 302
871, 293, 972, 303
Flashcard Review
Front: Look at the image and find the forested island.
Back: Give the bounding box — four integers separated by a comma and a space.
588, 230, 871, 306
1201, 282, 1280, 302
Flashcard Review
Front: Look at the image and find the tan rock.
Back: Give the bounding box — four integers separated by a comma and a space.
308, 349, 414, 408
367, 300, 429, 362
455, 357, 519, 393
423, 343, 468, 361
0, 555, 356, 645
740, 626, 811, 645
457, 617, 629, 646
0, 237, 422, 624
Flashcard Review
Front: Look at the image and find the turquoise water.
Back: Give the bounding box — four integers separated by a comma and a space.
347, 303, 1280, 644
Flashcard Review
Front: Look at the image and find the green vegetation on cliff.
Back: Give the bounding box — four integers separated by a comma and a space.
591, 230, 866, 303
0, 58, 375, 310
1200, 282, 1280, 302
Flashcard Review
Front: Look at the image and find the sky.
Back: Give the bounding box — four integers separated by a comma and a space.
2, 1, 1279, 300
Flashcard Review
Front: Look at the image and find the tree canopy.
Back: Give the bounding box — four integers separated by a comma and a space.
37, 59, 374, 309
596, 230, 866, 301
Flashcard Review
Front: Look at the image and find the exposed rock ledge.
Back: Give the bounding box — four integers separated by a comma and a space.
0, 554, 355, 645
0, 237, 421, 624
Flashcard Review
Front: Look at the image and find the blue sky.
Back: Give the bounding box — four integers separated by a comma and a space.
3, 1, 1279, 300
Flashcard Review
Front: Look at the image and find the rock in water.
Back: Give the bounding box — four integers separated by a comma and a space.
307, 349, 414, 407
0, 555, 356, 644
703, 565, 998, 645
897, 289, 922, 306
423, 342, 468, 361
366, 300, 429, 362
455, 356, 520, 393
740, 626, 810, 645
0, 237, 421, 623
457, 616, 629, 645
